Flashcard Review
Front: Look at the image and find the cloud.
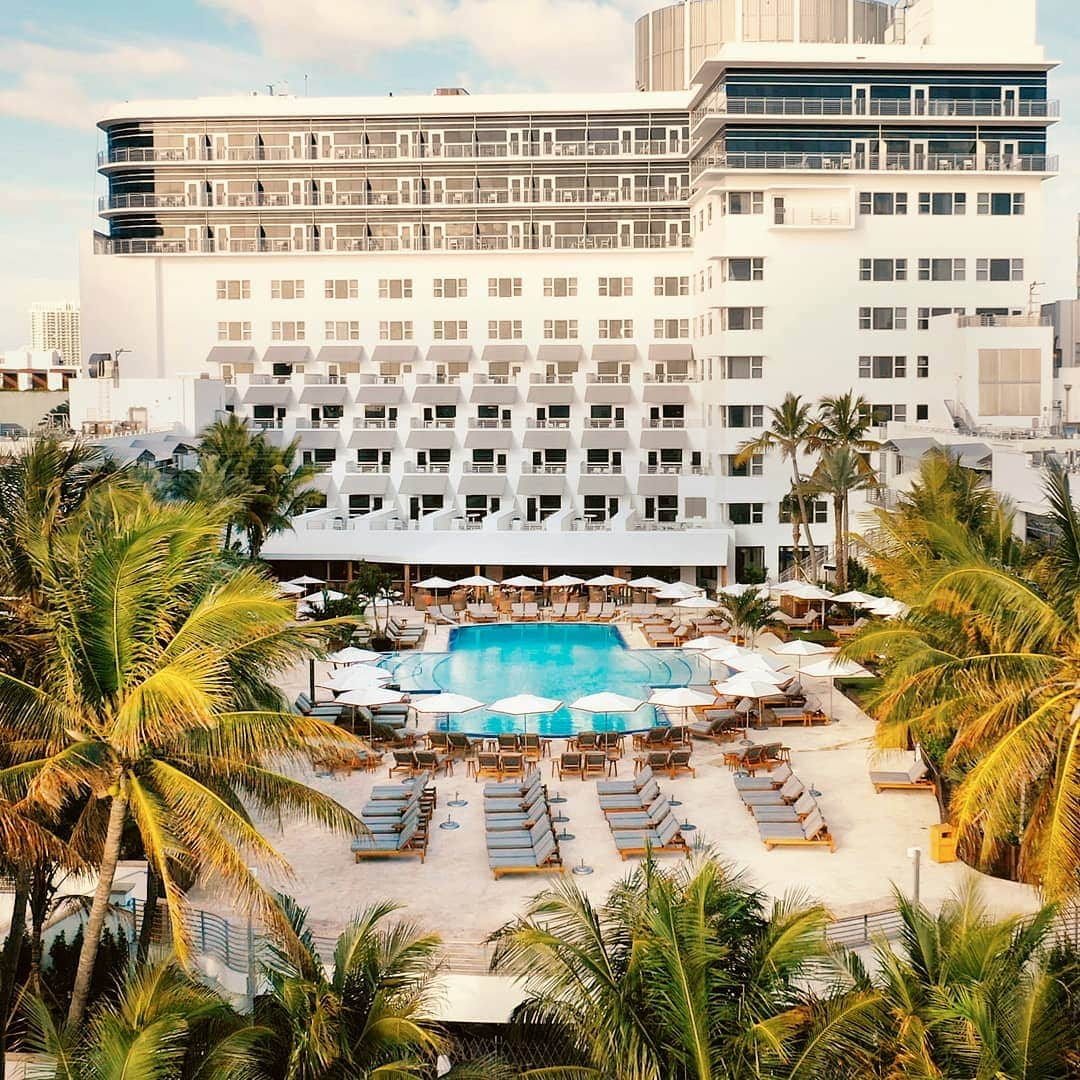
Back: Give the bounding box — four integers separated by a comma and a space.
200, 0, 642, 90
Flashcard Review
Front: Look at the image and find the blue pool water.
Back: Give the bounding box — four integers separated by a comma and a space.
382, 623, 719, 737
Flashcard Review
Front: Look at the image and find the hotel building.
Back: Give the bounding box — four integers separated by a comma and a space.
75, 0, 1061, 584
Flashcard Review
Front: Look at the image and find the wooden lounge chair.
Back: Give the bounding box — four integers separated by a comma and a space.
554, 752, 584, 780
759, 808, 835, 852
412, 749, 450, 776
549, 603, 567, 620
484, 766, 541, 795
489, 832, 564, 879
741, 776, 805, 807
474, 751, 502, 782
667, 748, 695, 779
352, 819, 428, 862
483, 787, 545, 814
633, 727, 672, 751
500, 752, 526, 780
636, 749, 673, 775
733, 763, 792, 791
497, 733, 521, 752
829, 617, 869, 639
485, 798, 549, 831
446, 731, 482, 760
521, 733, 545, 763
689, 712, 740, 742
468, 603, 498, 623
600, 778, 661, 813
606, 795, 672, 831
583, 751, 609, 779
522, 602, 540, 621
753, 791, 818, 823
574, 731, 598, 751
596, 764, 652, 795
870, 759, 935, 794
486, 818, 553, 850
612, 814, 689, 860
426, 731, 450, 752
388, 750, 417, 778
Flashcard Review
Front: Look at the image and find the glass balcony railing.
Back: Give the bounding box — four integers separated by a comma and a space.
692, 151, 1058, 178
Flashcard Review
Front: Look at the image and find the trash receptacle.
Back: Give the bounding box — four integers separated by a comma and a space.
929, 823, 957, 863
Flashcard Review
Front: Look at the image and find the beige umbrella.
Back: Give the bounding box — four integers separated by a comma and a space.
488, 693, 563, 735
647, 686, 717, 723
801, 658, 872, 714
714, 673, 787, 744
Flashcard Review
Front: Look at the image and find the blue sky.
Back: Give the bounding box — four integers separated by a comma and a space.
0, 0, 1077, 346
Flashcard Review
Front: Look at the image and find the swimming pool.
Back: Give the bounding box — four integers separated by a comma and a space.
383, 623, 720, 737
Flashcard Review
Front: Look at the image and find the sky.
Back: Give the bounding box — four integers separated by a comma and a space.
0, 0, 1077, 347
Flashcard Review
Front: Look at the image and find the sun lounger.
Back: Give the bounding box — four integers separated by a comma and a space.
427, 605, 457, 626
473, 751, 502, 782
484, 776, 543, 803
549, 603, 567, 620
352, 819, 427, 862
758, 808, 835, 852
752, 792, 818, 823
497, 733, 521, 752
633, 727, 673, 751
388, 750, 417, 778
522, 733, 546, 762
733, 763, 792, 791
689, 712, 740, 742
740, 776, 805, 807
523, 602, 540, 621
667, 748, 695, 778
829, 617, 869, 639
412, 749, 450, 775
600, 778, 661, 813
573, 732, 598, 751
585, 603, 604, 620
369, 771, 434, 800
606, 795, 672, 831
484, 766, 541, 795
484, 800, 549, 831
446, 731, 482, 759
486, 818, 553, 849
562, 601, 581, 621
362, 806, 421, 832
596, 764, 652, 795
870, 760, 935, 794
488, 832, 564, 879
510, 603, 525, 620
467, 603, 498, 623
612, 814, 689, 860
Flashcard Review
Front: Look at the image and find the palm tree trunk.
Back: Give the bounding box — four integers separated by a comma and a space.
841, 495, 851, 590
67, 789, 128, 1026
0, 869, 30, 1074
137, 867, 161, 963
790, 462, 818, 580
833, 494, 846, 590
791, 518, 803, 578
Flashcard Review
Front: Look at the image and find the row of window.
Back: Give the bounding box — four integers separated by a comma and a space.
858, 191, 1026, 216
858, 257, 1025, 282
721, 403, 928, 426
858, 301, 1023, 330
858, 355, 930, 379
728, 502, 830, 526
217, 318, 692, 342
217, 275, 691, 301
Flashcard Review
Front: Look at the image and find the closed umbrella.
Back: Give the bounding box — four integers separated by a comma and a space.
801, 658, 872, 715
570, 692, 645, 734
327, 646, 384, 666
647, 686, 716, 723
488, 693, 563, 735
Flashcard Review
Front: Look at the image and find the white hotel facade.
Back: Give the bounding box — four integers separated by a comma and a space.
75, 0, 1062, 584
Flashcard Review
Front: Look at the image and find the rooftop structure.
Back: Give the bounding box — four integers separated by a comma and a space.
29, 302, 81, 368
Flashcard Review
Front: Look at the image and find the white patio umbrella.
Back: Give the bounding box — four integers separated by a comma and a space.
867, 597, 908, 619
627, 576, 667, 590
647, 686, 717, 723
277, 581, 306, 596
456, 574, 498, 588
570, 692, 645, 732
488, 693, 563, 735
502, 574, 544, 588
337, 685, 407, 741
287, 575, 324, 587
410, 693, 484, 729
727, 653, 789, 677
703, 642, 749, 663
801, 658, 873, 714
773, 638, 830, 673
326, 646, 384, 666
674, 595, 717, 611
718, 582, 755, 597
414, 576, 456, 591
300, 589, 346, 606
321, 665, 392, 692
681, 635, 732, 651
546, 574, 586, 588
654, 582, 701, 601
714, 674, 789, 743
586, 574, 627, 588
831, 590, 879, 606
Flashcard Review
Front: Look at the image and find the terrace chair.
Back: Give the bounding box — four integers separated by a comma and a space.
497, 733, 521, 752
499, 752, 526, 781
666, 725, 690, 746
612, 813, 689, 860
352, 819, 428, 863
388, 750, 418, 778
632, 727, 671, 752
596, 763, 652, 796
484, 798, 549, 831
554, 752, 584, 780
689, 712, 740, 742
484, 766, 541, 796
550, 602, 567, 620
574, 731, 598, 751
585, 602, 604, 620
427, 605, 456, 626
583, 751, 609, 779
733, 763, 792, 791
427, 731, 450, 752
753, 791, 818, 823
758, 808, 835, 852
510, 602, 526, 620
485, 818, 553, 850
563, 601, 581, 621
596, 602, 617, 622
829, 616, 869, 639
870, 759, 935, 794
523, 602, 540, 621
667, 747, 695, 779
468, 603, 498, 623
483, 786, 545, 815
489, 831, 564, 880
522, 733, 546, 762
599, 731, 624, 759
741, 775, 805, 807
474, 751, 502, 782
600, 777, 661, 813
446, 731, 482, 761
361, 807, 421, 834
413, 749, 450, 776
606, 795, 673, 831
369, 772, 434, 801
636, 749, 673, 776
644, 626, 678, 648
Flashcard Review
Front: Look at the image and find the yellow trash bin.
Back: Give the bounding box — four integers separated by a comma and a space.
929, 823, 957, 863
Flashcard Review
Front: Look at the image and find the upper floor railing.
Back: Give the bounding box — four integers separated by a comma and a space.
957, 314, 1052, 329
691, 94, 1059, 126
691, 151, 1058, 179
98, 139, 688, 167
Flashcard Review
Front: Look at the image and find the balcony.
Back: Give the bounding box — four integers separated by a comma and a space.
295, 418, 341, 430
958, 314, 1052, 329
249, 373, 293, 386
772, 206, 852, 228
643, 372, 696, 383
468, 417, 512, 428
692, 151, 1058, 178
520, 462, 567, 474
345, 461, 391, 473
462, 462, 508, 473
404, 462, 451, 473
100, 193, 191, 211
643, 418, 687, 429
409, 417, 456, 429
586, 373, 632, 384
526, 418, 571, 429
248, 418, 284, 431
356, 374, 402, 386
581, 463, 623, 474
353, 417, 394, 429
583, 418, 625, 429
529, 374, 575, 384
415, 373, 461, 385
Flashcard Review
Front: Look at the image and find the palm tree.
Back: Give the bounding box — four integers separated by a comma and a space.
22, 959, 266, 1079
490, 856, 855, 1080
808, 447, 874, 591
254, 897, 446, 1079
245, 437, 323, 559
845, 461, 1079, 901
0, 495, 365, 1025
841, 883, 1080, 1078
719, 591, 781, 648
736, 393, 820, 579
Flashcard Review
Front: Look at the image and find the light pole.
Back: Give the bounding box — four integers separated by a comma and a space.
1065, 385, 1073, 435
907, 846, 922, 906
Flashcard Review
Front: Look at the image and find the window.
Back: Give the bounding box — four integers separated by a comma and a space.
543, 319, 578, 340
325, 321, 360, 341
859, 307, 907, 330
722, 307, 764, 331
543, 277, 577, 297
216, 279, 250, 300
722, 405, 764, 428
325, 279, 358, 299
271, 321, 305, 341
781, 500, 827, 524
488, 276, 522, 298
598, 276, 633, 297
433, 277, 467, 298
654, 275, 689, 296
978, 192, 1025, 216
976, 258, 1024, 282
378, 278, 412, 299
728, 502, 764, 525
916, 404, 929, 421
217, 321, 251, 341
858, 191, 908, 215
918, 258, 966, 282
858, 355, 907, 379
863, 403, 907, 424
918, 192, 966, 215
433, 320, 467, 341
722, 355, 764, 379
488, 320, 523, 340
859, 258, 908, 282
724, 257, 764, 282
725, 453, 764, 477
917, 306, 964, 330
379, 321, 413, 340
654, 318, 690, 338
978, 347, 1042, 415
917, 355, 930, 379
725, 191, 764, 214
271, 279, 304, 299
599, 319, 634, 339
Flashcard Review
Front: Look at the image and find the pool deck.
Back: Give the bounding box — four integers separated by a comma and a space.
189, 622, 1041, 1012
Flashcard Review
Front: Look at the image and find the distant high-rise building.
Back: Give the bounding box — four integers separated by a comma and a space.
30, 302, 81, 367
